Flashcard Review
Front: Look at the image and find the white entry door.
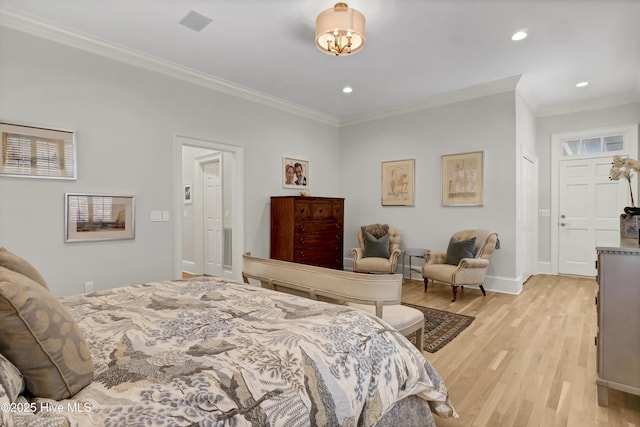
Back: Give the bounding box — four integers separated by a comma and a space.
203, 160, 223, 276
558, 156, 625, 276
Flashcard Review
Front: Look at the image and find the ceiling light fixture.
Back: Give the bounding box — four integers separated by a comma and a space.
511, 31, 527, 41
342, 86, 353, 93
315, 3, 366, 56
576, 81, 589, 87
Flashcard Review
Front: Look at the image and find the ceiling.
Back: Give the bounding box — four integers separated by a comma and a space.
1, 0, 639, 124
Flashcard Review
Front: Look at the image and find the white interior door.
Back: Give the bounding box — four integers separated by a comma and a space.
203, 160, 223, 276
558, 156, 624, 276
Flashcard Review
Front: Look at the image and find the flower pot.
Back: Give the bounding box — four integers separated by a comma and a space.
620, 210, 640, 239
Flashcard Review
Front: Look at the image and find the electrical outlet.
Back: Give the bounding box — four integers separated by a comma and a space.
84, 281, 94, 294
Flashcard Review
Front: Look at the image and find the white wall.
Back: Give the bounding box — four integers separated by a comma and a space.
0, 28, 340, 296
339, 92, 520, 293
4, 25, 638, 298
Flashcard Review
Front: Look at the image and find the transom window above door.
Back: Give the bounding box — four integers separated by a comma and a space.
562, 134, 623, 156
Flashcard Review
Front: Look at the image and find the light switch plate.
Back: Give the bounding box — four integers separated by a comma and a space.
162, 211, 170, 221
150, 211, 162, 222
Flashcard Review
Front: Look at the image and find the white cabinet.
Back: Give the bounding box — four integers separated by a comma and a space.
595, 239, 640, 406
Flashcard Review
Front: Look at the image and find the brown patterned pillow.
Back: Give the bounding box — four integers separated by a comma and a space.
361, 224, 389, 239
0, 267, 93, 399
0, 247, 48, 289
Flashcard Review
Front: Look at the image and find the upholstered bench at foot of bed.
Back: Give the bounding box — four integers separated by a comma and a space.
348, 303, 424, 351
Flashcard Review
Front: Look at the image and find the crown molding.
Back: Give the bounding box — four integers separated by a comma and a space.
536, 92, 640, 117
0, 7, 340, 127
340, 75, 523, 127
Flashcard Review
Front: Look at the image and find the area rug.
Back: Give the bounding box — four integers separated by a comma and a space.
402, 303, 475, 353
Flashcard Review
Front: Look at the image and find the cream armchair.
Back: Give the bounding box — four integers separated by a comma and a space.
422, 229, 499, 302
352, 224, 402, 273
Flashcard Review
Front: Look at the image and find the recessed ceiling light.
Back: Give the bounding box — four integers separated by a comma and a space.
342, 86, 353, 94
511, 31, 527, 41
576, 81, 589, 88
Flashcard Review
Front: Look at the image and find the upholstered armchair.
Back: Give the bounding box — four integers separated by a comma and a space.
422, 229, 500, 302
352, 224, 402, 273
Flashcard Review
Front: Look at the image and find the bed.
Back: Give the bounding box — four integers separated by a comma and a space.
0, 250, 456, 426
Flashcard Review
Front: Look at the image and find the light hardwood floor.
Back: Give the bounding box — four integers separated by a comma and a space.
402, 275, 640, 427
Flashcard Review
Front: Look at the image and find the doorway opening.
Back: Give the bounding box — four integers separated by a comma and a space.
174, 136, 244, 281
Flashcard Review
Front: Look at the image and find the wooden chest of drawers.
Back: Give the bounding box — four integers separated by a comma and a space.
270, 196, 344, 270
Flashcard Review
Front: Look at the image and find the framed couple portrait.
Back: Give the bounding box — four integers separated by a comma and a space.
282, 156, 310, 189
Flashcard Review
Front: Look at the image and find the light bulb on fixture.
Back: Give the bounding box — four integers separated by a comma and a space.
511, 31, 528, 41
315, 3, 366, 56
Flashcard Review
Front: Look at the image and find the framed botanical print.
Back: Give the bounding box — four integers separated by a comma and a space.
283, 156, 310, 189
441, 151, 484, 206
381, 159, 415, 206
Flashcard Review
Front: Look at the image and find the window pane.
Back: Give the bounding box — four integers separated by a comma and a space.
582, 137, 601, 154
563, 140, 581, 156
604, 135, 623, 152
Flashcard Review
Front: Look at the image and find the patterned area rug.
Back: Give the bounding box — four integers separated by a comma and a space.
402, 303, 475, 353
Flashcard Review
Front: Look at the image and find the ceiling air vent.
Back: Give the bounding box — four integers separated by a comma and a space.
179, 11, 213, 32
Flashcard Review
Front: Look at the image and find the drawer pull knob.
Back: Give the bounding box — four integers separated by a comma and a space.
319, 208, 324, 213
299, 225, 305, 231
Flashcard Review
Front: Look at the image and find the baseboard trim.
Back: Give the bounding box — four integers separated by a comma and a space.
343, 256, 523, 296
182, 260, 195, 275
537, 261, 551, 274
483, 275, 523, 296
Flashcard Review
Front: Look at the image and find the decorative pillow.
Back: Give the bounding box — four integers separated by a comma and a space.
0, 353, 24, 402
363, 232, 390, 258
445, 237, 476, 265
0, 385, 13, 427
361, 224, 389, 239
0, 267, 93, 399
0, 247, 49, 289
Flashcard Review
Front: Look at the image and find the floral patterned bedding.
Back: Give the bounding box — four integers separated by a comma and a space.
11, 276, 455, 426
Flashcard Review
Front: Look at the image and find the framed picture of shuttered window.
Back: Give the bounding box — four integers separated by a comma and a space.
65, 193, 135, 242
0, 122, 77, 180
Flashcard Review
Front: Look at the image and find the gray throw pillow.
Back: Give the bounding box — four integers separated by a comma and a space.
363, 232, 390, 258
445, 237, 476, 265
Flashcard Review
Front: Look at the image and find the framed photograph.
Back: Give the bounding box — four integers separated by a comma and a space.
65, 193, 135, 242
282, 156, 310, 189
183, 183, 192, 204
441, 151, 484, 206
1, 122, 76, 180
381, 159, 415, 206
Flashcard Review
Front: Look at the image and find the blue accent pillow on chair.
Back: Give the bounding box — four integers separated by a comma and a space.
445, 237, 476, 265
363, 232, 390, 258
